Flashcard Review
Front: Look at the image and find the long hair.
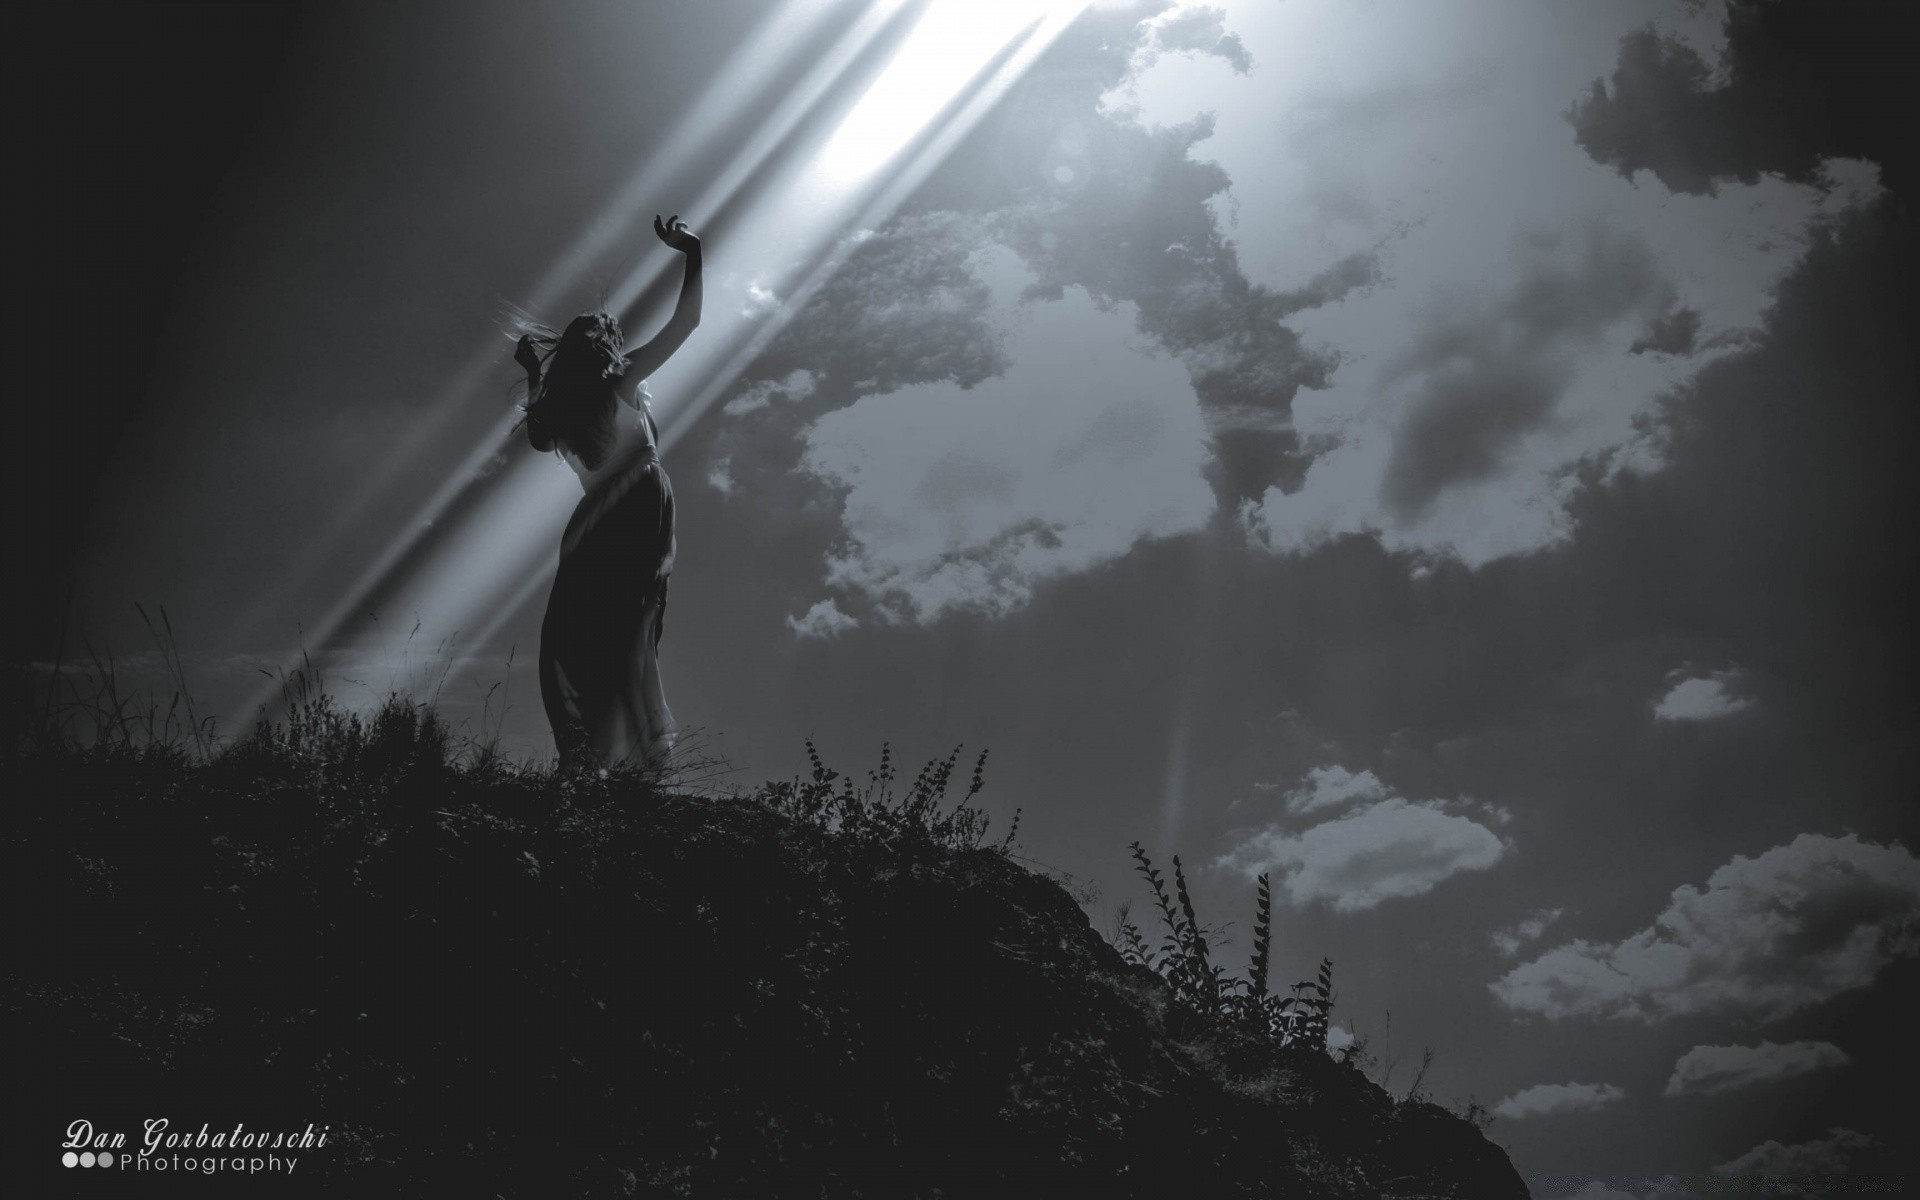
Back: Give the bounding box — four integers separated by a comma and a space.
515, 310, 627, 468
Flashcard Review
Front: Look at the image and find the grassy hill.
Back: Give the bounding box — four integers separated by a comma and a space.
10, 695, 1527, 1197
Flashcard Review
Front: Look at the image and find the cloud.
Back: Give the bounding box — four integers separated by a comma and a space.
1127, 1, 1870, 570
1664, 1040, 1848, 1097
739, 279, 782, 320
705, 0, 1905, 638
1653, 670, 1752, 721
1631, 306, 1702, 357
786, 598, 858, 639
1569, 4, 1908, 200
1558, 1182, 1640, 1200
722, 369, 817, 417
703, 5, 1335, 624
979, 9, 1343, 507
1491, 1080, 1625, 1120
1324, 1023, 1355, 1057
1130, 4, 1253, 77
1214, 773, 1509, 912
1378, 224, 1673, 523
1491, 907, 1565, 957
765, 213, 1010, 399
1559, 1180, 1702, 1200
1568, 25, 1760, 198
1493, 834, 1920, 1021
1282, 764, 1388, 814
795, 262, 1215, 623
696, 212, 1016, 538
1713, 1127, 1878, 1195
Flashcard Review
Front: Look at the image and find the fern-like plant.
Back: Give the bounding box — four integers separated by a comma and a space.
1117, 842, 1336, 1051
759, 741, 1013, 854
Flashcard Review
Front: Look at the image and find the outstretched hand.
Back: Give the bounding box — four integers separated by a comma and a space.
514, 335, 543, 391
654, 214, 699, 254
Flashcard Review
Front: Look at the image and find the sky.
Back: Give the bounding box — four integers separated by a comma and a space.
17, 1, 1918, 1192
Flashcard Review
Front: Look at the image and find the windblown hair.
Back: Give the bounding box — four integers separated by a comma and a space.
516, 310, 627, 469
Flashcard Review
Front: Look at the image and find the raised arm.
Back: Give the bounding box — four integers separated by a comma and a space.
622, 215, 703, 383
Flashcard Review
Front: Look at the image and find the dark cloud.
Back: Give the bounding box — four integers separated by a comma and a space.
1272, 251, 1382, 313
1713, 1127, 1880, 1197
1631, 305, 1701, 356
757, 212, 1009, 399
1569, 2, 1910, 198
1380, 225, 1670, 521
1557, 1184, 1643, 1200
1491, 1081, 1625, 1120
1663, 1040, 1848, 1097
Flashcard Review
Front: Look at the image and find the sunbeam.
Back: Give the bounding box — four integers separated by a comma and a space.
231, 0, 1092, 732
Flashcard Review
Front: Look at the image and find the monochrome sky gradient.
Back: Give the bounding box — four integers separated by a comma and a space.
19, 1, 1917, 1191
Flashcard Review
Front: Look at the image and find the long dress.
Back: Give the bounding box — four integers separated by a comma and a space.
538, 399, 677, 772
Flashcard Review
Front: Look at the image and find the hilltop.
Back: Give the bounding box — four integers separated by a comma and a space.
10, 700, 1527, 1196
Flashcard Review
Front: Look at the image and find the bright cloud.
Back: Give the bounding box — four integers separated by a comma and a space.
1115, 0, 1877, 569
796, 250, 1216, 623
723, 369, 817, 416
1215, 770, 1508, 912
1653, 670, 1752, 721
1493, 834, 1920, 1021
1492, 907, 1565, 957
786, 598, 859, 639
1283, 764, 1389, 814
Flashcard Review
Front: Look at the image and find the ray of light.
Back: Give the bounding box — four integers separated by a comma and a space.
661, 0, 1087, 447
236, 0, 1093, 733
451, 2, 1098, 675
814, 0, 1056, 184
227, 0, 892, 657
1159, 524, 1233, 849
520, 0, 873, 315
227, 0, 917, 724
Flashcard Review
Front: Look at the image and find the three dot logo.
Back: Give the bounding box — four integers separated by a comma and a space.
62, 1150, 113, 1167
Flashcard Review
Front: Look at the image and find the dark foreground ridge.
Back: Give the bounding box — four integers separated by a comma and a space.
11, 704, 1527, 1197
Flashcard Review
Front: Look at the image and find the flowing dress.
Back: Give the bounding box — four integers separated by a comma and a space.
538, 401, 676, 771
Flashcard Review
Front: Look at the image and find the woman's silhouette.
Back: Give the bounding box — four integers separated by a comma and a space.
515, 215, 702, 772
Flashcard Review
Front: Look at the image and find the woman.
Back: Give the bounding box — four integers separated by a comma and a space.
514, 214, 702, 772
